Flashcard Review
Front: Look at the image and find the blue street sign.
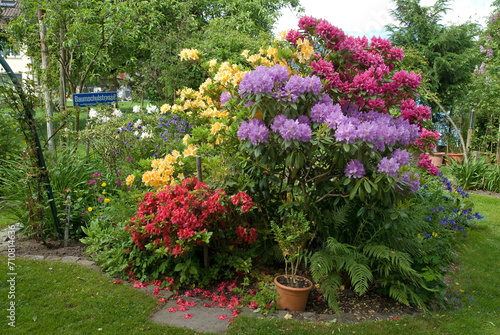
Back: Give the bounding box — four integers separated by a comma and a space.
72, 92, 118, 107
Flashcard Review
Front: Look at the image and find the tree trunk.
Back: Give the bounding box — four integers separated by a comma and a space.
38, 9, 55, 153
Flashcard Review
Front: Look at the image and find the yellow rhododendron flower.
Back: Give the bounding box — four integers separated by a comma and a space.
104, 198, 110, 203
277, 30, 289, 41
101, 183, 106, 187
296, 38, 315, 63
179, 48, 200, 61
126, 174, 135, 186
177, 173, 185, 180
183, 134, 190, 146
183, 144, 197, 157
160, 104, 171, 113
208, 59, 217, 68
171, 150, 181, 159
241, 50, 250, 57
210, 122, 227, 135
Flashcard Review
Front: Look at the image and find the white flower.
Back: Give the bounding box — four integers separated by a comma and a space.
89, 108, 99, 119
134, 119, 142, 128
146, 104, 158, 114
64, 128, 69, 133
100, 116, 110, 123
132, 105, 141, 113
111, 109, 122, 117
134, 130, 139, 136
141, 132, 151, 139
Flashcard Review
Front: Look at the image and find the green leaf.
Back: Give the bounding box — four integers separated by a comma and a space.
363, 181, 371, 193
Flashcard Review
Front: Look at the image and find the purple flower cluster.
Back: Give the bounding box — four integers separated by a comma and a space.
237, 119, 270, 145
276, 75, 323, 102
332, 106, 420, 151
398, 172, 420, 193
220, 91, 232, 106
310, 97, 341, 124
238, 65, 289, 96
271, 115, 312, 142
377, 157, 400, 177
391, 148, 410, 166
344, 159, 365, 179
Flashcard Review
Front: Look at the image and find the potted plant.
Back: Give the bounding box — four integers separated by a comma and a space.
270, 210, 314, 311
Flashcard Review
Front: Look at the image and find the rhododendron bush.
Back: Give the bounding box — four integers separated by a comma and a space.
123, 176, 258, 285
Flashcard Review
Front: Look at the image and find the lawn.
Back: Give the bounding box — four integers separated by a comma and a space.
0, 194, 499, 334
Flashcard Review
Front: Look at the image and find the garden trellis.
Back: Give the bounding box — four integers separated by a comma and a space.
0, 55, 62, 239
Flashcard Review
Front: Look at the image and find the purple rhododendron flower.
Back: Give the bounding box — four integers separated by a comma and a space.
391, 148, 410, 166
377, 157, 400, 177
238, 119, 269, 145
345, 159, 365, 178
271, 115, 312, 142
220, 91, 232, 106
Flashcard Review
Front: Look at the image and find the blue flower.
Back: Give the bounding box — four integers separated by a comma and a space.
438, 171, 444, 177
453, 208, 458, 213
117, 130, 120, 134
136, 136, 140, 139
462, 209, 469, 215
426, 216, 432, 221
438, 206, 445, 212
459, 226, 464, 231
440, 218, 449, 224
431, 207, 436, 212
138, 125, 142, 129
156, 145, 159, 149
474, 212, 484, 219
424, 184, 429, 189
424, 232, 431, 238
153, 153, 158, 158
463, 233, 467, 238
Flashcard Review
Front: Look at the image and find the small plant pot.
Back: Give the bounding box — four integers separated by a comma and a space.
274, 275, 313, 311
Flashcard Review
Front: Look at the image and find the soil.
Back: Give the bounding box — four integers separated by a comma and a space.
0, 234, 88, 259
276, 275, 312, 289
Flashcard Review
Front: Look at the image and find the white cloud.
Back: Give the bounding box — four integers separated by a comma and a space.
274, 0, 494, 38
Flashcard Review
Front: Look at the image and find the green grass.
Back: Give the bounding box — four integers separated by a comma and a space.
0, 257, 215, 335
1, 195, 499, 334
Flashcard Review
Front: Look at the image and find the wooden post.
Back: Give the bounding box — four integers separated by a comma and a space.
466, 110, 475, 155
196, 156, 209, 268
86, 107, 90, 156
64, 195, 70, 247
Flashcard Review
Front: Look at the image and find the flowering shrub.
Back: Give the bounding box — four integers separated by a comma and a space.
122, 176, 258, 285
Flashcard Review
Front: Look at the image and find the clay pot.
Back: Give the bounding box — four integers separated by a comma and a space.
446, 153, 464, 165
274, 275, 313, 311
430, 152, 445, 167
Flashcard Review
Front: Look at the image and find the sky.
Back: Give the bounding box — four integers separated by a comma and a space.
274, 0, 495, 38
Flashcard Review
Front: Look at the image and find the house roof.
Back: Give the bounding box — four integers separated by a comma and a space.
0, 1, 21, 24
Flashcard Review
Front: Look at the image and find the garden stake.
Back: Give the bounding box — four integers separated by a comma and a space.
65, 195, 71, 247
196, 155, 209, 268
0, 55, 63, 239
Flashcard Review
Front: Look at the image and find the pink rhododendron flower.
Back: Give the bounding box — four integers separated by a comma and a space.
218, 314, 228, 320
158, 298, 167, 303
113, 279, 123, 284
249, 301, 259, 309
168, 307, 177, 312
184, 314, 193, 319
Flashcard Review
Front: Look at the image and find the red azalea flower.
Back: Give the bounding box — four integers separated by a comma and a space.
113, 279, 123, 284
184, 313, 193, 319
218, 314, 227, 320
158, 298, 167, 303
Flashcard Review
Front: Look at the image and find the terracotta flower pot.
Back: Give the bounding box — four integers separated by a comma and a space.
274, 275, 313, 311
430, 152, 445, 167
446, 153, 464, 165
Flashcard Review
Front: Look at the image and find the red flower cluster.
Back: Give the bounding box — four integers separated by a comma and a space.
126, 176, 256, 258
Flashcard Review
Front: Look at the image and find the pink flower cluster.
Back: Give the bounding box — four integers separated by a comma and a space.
418, 153, 439, 175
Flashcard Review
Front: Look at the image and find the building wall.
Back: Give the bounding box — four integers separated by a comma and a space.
0, 49, 31, 80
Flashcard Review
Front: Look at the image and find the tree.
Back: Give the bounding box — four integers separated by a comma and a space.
466, 2, 500, 162
386, 0, 482, 152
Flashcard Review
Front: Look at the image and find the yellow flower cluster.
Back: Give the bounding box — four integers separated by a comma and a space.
179, 49, 200, 61
213, 61, 246, 86
241, 46, 280, 67
126, 174, 135, 186
183, 144, 197, 157
160, 104, 171, 113
210, 122, 228, 135
296, 38, 315, 64
142, 150, 182, 188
